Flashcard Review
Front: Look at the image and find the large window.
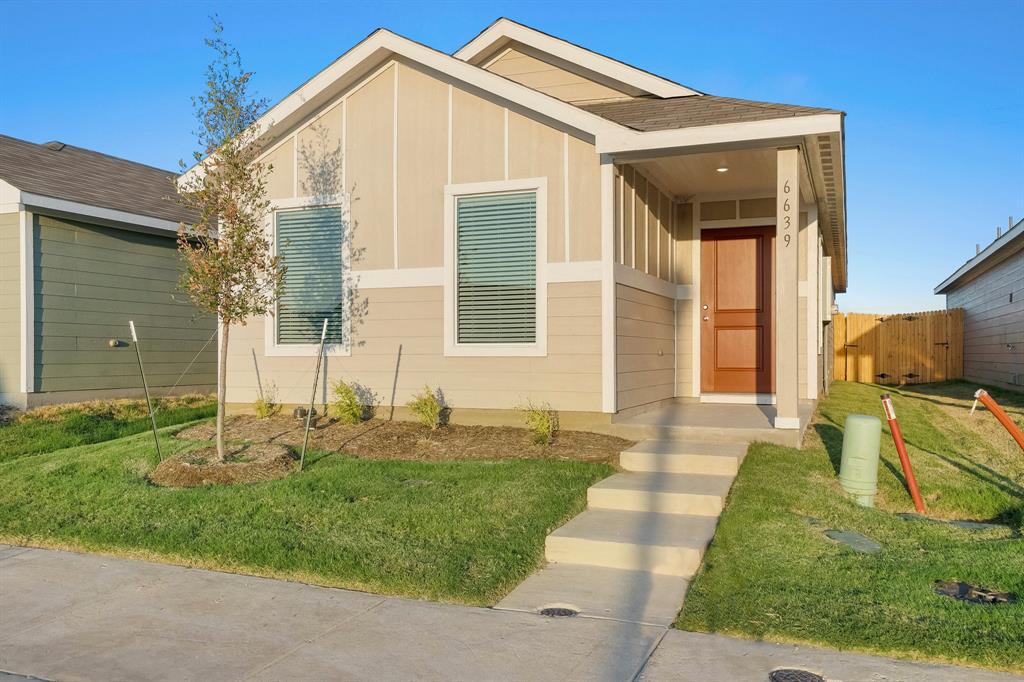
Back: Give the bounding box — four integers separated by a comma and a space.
275, 206, 346, 347
456, 192, 537, 344
444, 178, 547, 357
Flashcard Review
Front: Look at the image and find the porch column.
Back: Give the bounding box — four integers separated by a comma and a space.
775, 148, 800, 429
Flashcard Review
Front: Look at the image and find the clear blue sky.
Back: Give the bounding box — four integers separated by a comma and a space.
2, 0, 1021, 313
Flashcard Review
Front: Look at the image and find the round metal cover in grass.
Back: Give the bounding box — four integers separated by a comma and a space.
934, 580, 1018, 605
539, 606, 578, 617
768, 669, 825, 682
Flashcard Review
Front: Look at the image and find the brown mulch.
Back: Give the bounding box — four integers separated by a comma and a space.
150, 442, 295, 488
174, 415, 632, 464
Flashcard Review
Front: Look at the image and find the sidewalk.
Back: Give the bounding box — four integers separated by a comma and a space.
2, 545, 1020, 681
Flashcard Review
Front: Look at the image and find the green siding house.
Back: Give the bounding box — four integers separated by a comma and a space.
0, 135, 215, 408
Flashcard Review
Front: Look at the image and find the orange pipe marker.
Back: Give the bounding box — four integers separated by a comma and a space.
972, 389, 1024, 451
880, 393, 926, 514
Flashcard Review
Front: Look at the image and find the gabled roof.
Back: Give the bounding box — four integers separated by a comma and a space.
0, 134, 196, 225
935, 217, 1024, 294
581, 95, 840, 132
455, 17, 701, 98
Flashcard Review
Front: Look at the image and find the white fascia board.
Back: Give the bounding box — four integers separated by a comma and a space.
454, 18, 700, 98
19, 192, 182, 233
596, 113, 845, 155
935, 218, 1024, 294
179, 29, 624, 188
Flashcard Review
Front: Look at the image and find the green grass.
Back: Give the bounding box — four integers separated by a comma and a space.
0, 426, 612, 605
0, 397, 216, 462
679, 381, 1024, 672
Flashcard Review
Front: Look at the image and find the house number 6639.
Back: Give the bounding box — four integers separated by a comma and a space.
782, 180, 792, 246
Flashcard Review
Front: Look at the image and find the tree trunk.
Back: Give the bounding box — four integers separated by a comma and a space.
216, 319, 229, 461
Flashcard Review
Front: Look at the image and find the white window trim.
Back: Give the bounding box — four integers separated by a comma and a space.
264, 196, 352, 357
443, 177, 548, 357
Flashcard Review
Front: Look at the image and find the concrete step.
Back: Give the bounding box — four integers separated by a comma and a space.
495, 562, 689, 627
587, 472, 734, 516
598, 422, 802, 447
546, 509, 720, 577
620, 440, 746, 475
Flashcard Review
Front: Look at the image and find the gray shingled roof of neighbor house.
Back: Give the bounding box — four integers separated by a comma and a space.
0, 134, 197, 224
580, 95, 840, 132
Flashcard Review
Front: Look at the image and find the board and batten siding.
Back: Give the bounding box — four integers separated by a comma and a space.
228, 282, 603, 411
616, 284, 674, 410
234, 58, 606, 413
614, 164, 675, 284
33, 214, 216, 393
0, 212, 20, 398
484, 47, 633, 105
946, 248, 1024, 391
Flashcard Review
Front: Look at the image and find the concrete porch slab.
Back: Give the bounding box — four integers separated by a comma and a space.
495, 562, 688, 627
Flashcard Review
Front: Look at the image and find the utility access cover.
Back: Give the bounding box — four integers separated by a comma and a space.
768, 669, 825, 682
824, 529, 882, 554
539, 606, 578, 617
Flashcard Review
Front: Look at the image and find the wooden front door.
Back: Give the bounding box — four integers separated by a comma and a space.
700, 226, 774, 393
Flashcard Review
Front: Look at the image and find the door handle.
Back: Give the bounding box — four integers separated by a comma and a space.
703, 315, 709, 321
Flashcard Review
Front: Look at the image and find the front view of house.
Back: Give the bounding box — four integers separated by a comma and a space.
197, 19, 847, 436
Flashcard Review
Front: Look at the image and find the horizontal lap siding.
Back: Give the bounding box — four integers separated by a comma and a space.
0, 212, 20, 396
226, 282, 603, 411
33, 215, 216, 392
947, 250, 1024, 390
616, 284, 674, 409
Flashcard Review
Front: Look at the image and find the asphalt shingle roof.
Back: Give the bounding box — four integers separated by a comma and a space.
580, 95, 839, 132
0, 134, 197, 224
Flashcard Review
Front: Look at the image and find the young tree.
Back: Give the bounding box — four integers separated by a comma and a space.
177, 19, 283, 460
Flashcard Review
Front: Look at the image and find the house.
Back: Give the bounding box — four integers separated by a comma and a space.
0, 135, 216, 408
186, 18, 847, 439
935, 217, 1023, 391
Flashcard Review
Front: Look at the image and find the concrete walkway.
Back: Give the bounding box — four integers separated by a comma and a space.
2, 545, 1021, 682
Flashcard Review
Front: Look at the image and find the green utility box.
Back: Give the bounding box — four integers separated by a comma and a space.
839, 414, 882, 507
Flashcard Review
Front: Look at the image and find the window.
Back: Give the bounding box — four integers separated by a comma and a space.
273, 205, 347, 351
444, 179, 547, 357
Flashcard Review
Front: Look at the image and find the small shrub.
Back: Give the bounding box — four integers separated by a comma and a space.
253, 382, 281, 419
519, 400, 559, 444
408, 385, 444, 430
329, 380, 364, 425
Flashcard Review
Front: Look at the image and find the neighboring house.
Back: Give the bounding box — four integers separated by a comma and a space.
0, 135, 215, 408
182, 18, 847, 432
936, 217, 1023, 392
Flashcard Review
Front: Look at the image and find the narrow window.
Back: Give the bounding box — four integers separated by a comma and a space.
456, 192, 537, 344
276, 206, 345, 345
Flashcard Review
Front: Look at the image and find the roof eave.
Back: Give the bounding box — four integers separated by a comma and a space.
935, 219, 1024, 294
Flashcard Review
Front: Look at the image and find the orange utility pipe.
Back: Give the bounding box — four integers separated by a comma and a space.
880, 394, 926, 514
973, 389, 1024, 450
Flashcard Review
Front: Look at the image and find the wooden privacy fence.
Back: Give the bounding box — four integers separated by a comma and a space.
833, 309, 964, 384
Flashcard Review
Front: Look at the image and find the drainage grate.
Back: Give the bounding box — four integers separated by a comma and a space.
539, 606, 578, 617
768, 670, 825, 682
934, 580, 1018, 605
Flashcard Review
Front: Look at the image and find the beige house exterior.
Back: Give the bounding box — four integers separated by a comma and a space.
190, 19, 848, 434
936, 217, 1023, 391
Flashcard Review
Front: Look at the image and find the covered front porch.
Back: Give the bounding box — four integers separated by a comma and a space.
604, 126, 846, 439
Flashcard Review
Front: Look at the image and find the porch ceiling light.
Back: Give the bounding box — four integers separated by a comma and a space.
716, 166, 729, 173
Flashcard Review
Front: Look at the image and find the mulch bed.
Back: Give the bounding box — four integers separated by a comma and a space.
150, 442, 295, 487
175, 415, 632, 464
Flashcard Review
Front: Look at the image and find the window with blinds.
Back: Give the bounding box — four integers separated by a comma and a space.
276, 206, 345, 345
456, 192, 537, 344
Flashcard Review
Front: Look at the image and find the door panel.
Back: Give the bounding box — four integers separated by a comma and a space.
701, 226, 774, 393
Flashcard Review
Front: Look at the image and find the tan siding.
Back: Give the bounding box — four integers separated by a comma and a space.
348, 65, 396, 270
659, 193, 671, 278
646, 182, 658, 277
676, 298, 694, 396
452, 86, 504, 184
264, 138, 294, 200
508, 111, 564, 262
485, 47, 632, 104
620, 166, 635, 267
616, 284, 674, 410
739, 197, 775, 219
295, 102, 343, 197
700, 200, 735, 221
632, 172, 646, 270
946, 249, 1024, 390
227, 281, 603, 412
673, 203, 693, 284
396, 62, 447, 268
0, 212, 20, 397
615, 163, 675, 283
569, 135, 601, 261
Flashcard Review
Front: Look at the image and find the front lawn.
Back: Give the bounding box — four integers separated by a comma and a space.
679, 381, 1024, 673
0, 395, 215, 462
0, 425, 612, 605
